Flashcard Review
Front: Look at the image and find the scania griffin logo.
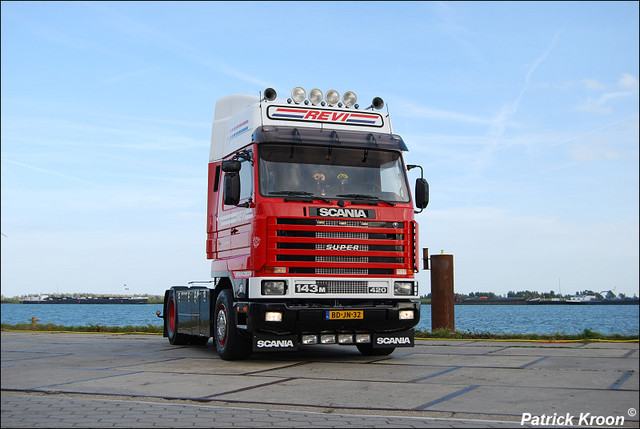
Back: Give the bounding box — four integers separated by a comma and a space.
256, 339, 295, 348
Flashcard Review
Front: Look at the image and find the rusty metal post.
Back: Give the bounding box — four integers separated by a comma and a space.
422, 248, 429, 270
430, 254, 455, 332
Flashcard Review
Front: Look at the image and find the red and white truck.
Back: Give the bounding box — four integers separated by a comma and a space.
161, 87, 429, 360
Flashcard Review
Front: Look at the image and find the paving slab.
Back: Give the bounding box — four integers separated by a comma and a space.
251, 361, 454, 382
410, 344, 509, 355
487, 346, 632, 358
424, 385, 637, 418
413, 367, 627, 390
372, 352, 540, 368
33, 371, 282, 399
215, 377, 465, 410
132, 358, 307, 376
528, 356, 639, 372
0, 365, 140, 391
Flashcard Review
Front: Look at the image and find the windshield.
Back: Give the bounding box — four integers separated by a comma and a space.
258, 144, 410, 203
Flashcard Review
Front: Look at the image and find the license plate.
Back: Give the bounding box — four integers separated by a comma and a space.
326, 310, 364, 320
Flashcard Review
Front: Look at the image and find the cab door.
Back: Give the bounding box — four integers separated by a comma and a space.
218, 150, 254, 264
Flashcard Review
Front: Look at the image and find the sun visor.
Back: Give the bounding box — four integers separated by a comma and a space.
252, 126, 408, 151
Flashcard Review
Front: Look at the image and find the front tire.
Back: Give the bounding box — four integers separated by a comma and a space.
214, 289, 252, 360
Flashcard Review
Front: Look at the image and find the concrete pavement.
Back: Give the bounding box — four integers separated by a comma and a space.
1, 332, 638, 427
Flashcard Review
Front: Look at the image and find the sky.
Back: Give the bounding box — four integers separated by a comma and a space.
1, 1, 638, 299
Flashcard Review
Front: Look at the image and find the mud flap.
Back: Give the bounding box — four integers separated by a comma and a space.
253, 334, 298, 352
372, 329, 414, 348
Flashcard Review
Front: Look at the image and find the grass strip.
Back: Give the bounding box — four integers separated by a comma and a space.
415, 328, 639, 343
1, 322, 163, 334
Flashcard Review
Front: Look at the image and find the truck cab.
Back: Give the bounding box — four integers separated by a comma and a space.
163, 87, 428, 360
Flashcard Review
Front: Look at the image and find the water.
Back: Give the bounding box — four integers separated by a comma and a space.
1, 304, 164, 328
1, 303, 638, 335
415, 304, 639, 336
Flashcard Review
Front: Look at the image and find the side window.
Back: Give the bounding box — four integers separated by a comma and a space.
239, 159, 253, 201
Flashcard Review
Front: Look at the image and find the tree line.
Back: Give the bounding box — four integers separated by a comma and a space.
420, 289, 628, 300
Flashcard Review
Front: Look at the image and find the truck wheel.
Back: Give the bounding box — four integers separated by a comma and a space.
166, 293, 189, 345
356, 343, 395, 356
214, 289, 252, 360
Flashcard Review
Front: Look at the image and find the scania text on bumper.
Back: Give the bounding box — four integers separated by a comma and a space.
252, 330, 415, 352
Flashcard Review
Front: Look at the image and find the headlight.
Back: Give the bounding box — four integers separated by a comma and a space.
394, 281, 414, 296
262, 280, 286, 295
338, 334, 354, 344
355, 334, 371, 344
265, 312, 282, 322
320, 334, 336, 344
302, 335, 318, 345
399, 310, 414, 320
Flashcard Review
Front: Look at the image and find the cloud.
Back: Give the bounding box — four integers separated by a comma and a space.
88, 4, 272, 89
392, 101, 491, 125
470, 28, 563, 174
619, 73, 639, 89
549, 115, 637, 148
1, 158, 97, 186
577, 73, 639, 114
582, 79, 606, 90
569, 144, 621, 162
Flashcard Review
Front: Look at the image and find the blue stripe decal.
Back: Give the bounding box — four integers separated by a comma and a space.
271, 114, 305, 119
346, 119, 376, 124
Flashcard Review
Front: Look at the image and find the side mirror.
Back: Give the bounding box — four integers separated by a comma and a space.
223, 173, 240, 206
415, 178, 429, 210
221, 160, 241, 173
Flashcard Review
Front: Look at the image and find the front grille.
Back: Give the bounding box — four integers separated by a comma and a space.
317, 231, 368, 239
316, 255, 368, 263
269, 217, 409, 278
318, 281, 367, 294
316, 268, 368, 275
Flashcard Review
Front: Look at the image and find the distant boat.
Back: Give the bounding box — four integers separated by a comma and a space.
21, 295, 148, 304
566, 295, 598, 303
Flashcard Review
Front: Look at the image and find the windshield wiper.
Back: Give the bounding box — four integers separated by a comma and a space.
269, 191, 333, 204
336, 193, 395, 207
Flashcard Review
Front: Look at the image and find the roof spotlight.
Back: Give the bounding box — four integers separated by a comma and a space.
308, 88, 323, 105
342, 91, 357, 108
291, 87, 306, 104
325, 89, 340, 106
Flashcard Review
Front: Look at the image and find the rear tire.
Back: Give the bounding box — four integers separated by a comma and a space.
166, 292, 189, 345
356, 343, 395, 356
214, 289, 252, 360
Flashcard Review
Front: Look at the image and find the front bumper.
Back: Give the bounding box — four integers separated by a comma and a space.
236, 300, 420, 335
